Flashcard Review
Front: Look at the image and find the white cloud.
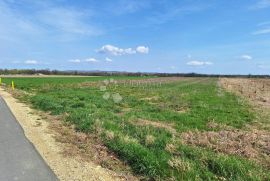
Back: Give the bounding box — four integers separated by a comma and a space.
187, 61, 213, 66
98, 44, 149, 56
105, 57, 113, 62
204, 62, 213, 65
240, 55, 253, 60
24, 60, 38, 64
136, 46, 149, 54
68, 59, 81, 63
125, 48, 136, 54
85, 58, 98, 62
253, 28, 270, 35
69, 57, 100, 63
97, 45, 134, 56
170, 66, 176, 69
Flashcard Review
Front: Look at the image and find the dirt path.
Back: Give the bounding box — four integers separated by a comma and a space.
0, 88, 128, 181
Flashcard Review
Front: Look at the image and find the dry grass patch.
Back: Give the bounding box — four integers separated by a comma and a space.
132, 119, 177, 135
181, 128, 270, 167
145, 135, 156, 145
116, 108, 132, 116
139, 96, 159, 101
176, 107, 189, 114
168, 157, 191, 172
165, 143, 177, 154
42, 113, 137, 179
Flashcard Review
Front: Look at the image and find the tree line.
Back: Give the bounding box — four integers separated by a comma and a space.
0, 69, 269, 78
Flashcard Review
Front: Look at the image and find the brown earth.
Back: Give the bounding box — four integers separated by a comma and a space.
180, 78, 270, 167
220, 78, 270, 130
181, 127, 270, 167
219, 78, 270, 108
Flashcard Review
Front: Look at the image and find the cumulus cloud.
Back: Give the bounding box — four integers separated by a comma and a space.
125, 48, 136, 54
69, 58, 100, 63
136, 46, 149, 54
240, 55, 253, 60
97, 45, 133, 56
85, 58, 98, 62
105, 57, 113, 62
187, 61, 213, 66
97, 44, 149, 56
68, 59, 81, 63
24, 60, 38, 64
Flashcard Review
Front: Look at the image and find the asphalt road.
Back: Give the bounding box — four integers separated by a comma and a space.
0, 96, 57, 181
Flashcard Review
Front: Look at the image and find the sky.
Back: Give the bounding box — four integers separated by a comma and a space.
0, 0, 270, 75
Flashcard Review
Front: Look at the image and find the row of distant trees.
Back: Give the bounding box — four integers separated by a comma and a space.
0, 69, 269, 78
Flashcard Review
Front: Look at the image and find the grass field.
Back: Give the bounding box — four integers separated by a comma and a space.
2, 76, 269, 180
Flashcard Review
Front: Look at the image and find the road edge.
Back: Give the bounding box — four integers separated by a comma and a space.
0, 88, 122, 181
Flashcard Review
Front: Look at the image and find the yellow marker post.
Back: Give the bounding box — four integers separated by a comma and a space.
11, 81, 15, 90
0, 78, 2, 86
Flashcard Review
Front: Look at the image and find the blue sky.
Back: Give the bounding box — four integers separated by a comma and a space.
0, 0, 270, 74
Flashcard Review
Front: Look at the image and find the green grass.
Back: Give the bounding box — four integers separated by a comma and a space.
1, 76, 149, 91
1, 76, 269, 180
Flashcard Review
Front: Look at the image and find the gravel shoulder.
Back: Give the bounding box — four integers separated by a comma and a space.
0, 88, 126, 181
0, 95, 57, 181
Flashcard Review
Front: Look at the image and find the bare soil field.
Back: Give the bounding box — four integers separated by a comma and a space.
220, 78, 270, 108
181, 78, 270, 168
181, 125, 270, 167
220, 78, 270, 131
